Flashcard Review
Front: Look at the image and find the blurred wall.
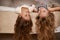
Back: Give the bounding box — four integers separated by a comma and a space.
0, 12, 18, 33
54, 12, 60, 27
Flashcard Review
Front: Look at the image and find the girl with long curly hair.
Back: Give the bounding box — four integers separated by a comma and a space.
14, 7, 33, 40
36, 6, 55, 40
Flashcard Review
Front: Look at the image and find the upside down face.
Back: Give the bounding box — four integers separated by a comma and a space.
21, 7, 31, 21
38, 7, 49, 18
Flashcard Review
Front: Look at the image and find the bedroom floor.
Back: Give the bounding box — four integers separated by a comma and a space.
0, 33, 60, 40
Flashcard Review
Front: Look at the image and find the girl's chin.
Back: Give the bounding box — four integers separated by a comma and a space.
40, 15, 48, 18
24, 18, 31, 21
40, 14, 48, 18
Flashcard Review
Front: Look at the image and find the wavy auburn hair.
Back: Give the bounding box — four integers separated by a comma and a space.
14, 16, 33, 40
36, 13, 55, 40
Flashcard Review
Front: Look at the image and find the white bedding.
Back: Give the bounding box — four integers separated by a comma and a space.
55, 26, 60, 33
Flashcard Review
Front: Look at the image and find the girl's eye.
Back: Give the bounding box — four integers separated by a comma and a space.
43, 10, 46, 12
